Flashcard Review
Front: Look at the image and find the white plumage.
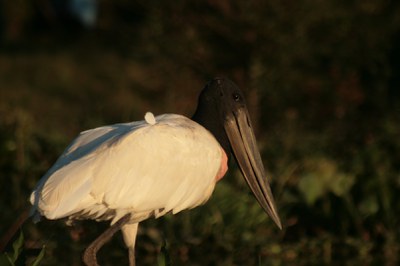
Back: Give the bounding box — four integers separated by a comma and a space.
30, 113, 225, 248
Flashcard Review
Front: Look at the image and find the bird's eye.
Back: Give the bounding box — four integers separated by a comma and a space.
233, 93, 241, 102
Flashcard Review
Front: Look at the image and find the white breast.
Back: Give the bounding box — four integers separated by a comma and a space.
30, 114, 224, 224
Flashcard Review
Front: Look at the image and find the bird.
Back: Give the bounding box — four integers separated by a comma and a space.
28, 77, 282, 266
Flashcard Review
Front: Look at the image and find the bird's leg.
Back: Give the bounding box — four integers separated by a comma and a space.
121, 222, 139, 266
128, 248, 135, 266
83, 213, 131, 266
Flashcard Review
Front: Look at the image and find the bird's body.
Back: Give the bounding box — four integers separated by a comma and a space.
31, 114, 225, 224
28, 77, 281, 266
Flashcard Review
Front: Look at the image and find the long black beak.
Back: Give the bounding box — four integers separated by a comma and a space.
224, 107, 282, 229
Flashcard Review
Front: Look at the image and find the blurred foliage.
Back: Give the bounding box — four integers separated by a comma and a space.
0, 231, 45, 266
1, 0, 400, 265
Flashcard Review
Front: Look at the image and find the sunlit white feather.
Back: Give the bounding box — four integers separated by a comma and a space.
30, 114, 223, 229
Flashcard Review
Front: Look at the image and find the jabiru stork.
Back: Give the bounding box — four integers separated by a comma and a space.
30, 77, 281, 266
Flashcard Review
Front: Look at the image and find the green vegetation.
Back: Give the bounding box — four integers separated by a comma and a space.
1, 1, 399, 265
0, 232, 45, 266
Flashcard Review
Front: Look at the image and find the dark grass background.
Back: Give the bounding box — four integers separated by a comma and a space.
1, 1, 400, 265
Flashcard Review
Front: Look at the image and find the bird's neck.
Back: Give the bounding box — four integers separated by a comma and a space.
192, 106, 231, 158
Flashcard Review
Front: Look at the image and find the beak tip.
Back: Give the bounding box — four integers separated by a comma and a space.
269, 210, 283, 230
275, 218, 283, 230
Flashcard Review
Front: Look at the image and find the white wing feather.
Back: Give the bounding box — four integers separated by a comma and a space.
30, 114, 223, 224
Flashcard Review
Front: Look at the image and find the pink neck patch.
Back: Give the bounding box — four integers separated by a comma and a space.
215, 148, 228, 182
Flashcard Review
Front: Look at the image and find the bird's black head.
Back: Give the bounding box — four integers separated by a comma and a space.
201, 77, 247, 118
192, 77, 282, 229
192, 77, 245, 155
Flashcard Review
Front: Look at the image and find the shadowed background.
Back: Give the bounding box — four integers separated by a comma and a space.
0, 0, 399, 265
